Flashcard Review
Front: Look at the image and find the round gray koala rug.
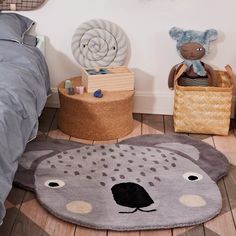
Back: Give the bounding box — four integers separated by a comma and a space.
15, 134, 229, 231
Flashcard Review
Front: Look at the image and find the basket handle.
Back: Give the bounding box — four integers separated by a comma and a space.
225, 65, 234, 85
174, 63, 187, 87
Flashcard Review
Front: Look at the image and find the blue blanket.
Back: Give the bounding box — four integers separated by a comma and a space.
0, 40, 50, 223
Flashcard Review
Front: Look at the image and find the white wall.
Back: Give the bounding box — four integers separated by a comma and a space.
21, 0, 236, 114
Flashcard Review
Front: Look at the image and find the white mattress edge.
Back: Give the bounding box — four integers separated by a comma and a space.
36, 35, 46, 56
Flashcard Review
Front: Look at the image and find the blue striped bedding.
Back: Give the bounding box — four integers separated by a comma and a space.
0, 39, 50, 223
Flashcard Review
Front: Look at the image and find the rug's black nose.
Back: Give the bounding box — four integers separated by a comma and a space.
111, 182, 155, 213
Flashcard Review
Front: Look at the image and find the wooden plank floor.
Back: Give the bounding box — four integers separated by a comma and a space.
0, 108, 236, 236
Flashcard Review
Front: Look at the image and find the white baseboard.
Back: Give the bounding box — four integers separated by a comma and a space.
46, 88, 236, 117
133, 91, 174, 114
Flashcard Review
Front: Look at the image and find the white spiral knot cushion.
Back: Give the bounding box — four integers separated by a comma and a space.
71, 19, 128, 68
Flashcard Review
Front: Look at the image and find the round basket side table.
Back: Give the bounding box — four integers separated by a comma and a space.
58, 77, 134, 141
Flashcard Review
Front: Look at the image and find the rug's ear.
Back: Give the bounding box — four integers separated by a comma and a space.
14, 137, 88, 191
20, 150, 54, 169
155, 143, 200, 161
120, 134, 229, 182
25, 136, 87, 153
14, 165, 35, 191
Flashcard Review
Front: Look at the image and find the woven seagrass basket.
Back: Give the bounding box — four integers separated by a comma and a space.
173, 64, 234, 135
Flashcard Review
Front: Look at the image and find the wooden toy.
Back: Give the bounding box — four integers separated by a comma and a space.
81, 66, 134, 93
64, 80, 73, 89
68, 87, 75, 95
78, 86, 84, 94
94, 89, 103, 98
75, 86, 84, 94
75, 86, 80, 94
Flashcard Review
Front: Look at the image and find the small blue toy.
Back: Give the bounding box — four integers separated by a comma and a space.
86, 68, 111, 75
86, 69, 97, 75
99, 68, 110, 74
94, 89, 103, 98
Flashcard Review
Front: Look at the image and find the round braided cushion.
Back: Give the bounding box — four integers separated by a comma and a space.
71, 19, 128, 68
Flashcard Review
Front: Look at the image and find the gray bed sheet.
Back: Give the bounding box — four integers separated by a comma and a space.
0, 40, 50, 223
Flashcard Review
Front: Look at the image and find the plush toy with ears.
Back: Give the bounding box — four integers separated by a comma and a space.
168, 27, 218, 89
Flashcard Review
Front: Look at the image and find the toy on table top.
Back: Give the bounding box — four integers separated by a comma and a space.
86, 68, 111, 75
168, 27, 218, 89
64, 80, 73, 89
94, 89, 103, 98
68, 87, 75, 95
64, 80, 74, 95
64, 79, 85, 95
75, 86, 84, 94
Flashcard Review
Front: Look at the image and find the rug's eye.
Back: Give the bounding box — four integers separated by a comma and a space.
183, 172, 203, 182
112, 46, 116, 50
44, 179, 65, 188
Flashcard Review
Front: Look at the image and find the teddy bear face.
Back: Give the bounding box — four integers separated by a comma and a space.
179, 42, 206, 60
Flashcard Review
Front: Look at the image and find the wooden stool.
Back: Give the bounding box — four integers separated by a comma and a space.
58, 77, 134, 140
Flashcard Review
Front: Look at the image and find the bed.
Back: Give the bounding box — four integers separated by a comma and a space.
0, 12, 50, 224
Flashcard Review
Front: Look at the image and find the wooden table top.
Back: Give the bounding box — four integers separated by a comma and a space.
58, 77, 134, 103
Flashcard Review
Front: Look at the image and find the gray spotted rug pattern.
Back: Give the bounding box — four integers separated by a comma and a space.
14, 134, 229, 231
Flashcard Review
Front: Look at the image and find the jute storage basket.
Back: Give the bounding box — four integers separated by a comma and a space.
58, 77, 134, 141
173, 64, 234, 135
